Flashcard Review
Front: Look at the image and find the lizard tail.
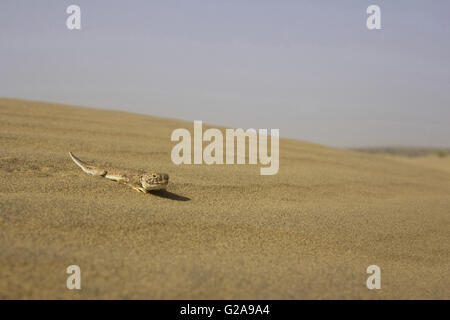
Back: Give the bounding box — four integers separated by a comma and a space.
69, 152, 106, 176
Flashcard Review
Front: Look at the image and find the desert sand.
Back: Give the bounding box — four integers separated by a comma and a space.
0, 98, 449, 299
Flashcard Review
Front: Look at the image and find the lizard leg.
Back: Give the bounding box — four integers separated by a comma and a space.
126, 183, 148, 193
90, 168, 107, 176
136, 187, 148, 193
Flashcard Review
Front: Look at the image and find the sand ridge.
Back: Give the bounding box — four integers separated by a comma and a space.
0, 98, 449, 299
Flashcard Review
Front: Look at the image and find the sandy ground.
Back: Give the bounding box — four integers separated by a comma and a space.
385, 155, 450, 175
0, 98, 449, 299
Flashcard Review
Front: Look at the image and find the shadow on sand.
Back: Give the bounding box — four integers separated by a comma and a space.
149, 190, 191, 201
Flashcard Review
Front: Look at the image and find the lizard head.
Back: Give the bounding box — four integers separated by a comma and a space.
140, 173, 169, 191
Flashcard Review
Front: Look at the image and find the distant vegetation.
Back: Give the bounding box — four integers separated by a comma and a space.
354, 147, 450, 158
437, 150, 448, 158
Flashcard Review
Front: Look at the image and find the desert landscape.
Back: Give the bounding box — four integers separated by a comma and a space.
0, 98, 449, 299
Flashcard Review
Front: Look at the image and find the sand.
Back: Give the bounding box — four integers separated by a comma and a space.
0, 98, 449, 299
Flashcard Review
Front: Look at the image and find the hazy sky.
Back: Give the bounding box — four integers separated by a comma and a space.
1, 0, 449, 147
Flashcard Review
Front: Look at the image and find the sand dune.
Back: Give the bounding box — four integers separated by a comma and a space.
0, 98, 449, 299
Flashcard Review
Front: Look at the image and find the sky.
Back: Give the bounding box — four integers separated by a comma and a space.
1, 0, 449, 148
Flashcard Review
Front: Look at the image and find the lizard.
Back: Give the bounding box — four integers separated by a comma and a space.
69, 152, 169, 193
